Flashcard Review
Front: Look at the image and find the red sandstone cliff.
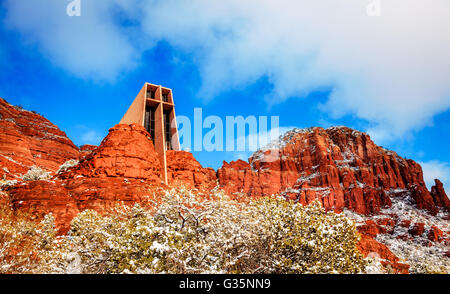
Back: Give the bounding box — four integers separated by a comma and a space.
166, 150, 217, 190
216, 126, 450, 272
79, 144, 97, 159
7, 124, 163, 233
5, 124, 216, 233
59, 124, 162, 182
217, 126, 448, 216
430, 179, 450, 208
1, 99, 448, 271
0, 98, 79, 179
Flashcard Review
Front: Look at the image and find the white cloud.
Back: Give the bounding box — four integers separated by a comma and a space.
419, 160, 450, 194
3, 0, 137, 81
145, 0, 450, 143
3, 0, 450, 141
80, 130, 103, 145
68, 124, 105, 146
240, 126, 297, 152
222, 126, 296, 163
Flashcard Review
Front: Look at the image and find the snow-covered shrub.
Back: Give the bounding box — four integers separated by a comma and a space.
0, 206, 56, 273
3, 185, 448, 274
22, 166, 51, 181
34, 187, 366, 274
147, 189, 366, 274
345, 196, 450, 274
376, 234, 450, 274
56, 159, 79, 174
0, 179, 18, 188
0, 186, 386, 274
364, 256, 388, 274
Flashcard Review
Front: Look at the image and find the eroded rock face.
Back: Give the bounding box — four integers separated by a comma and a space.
166, 150, 217, 189
8, 178, 162, 234
6, 124, 218, 234
79, 144, 97, 160
218, 126, 449, 216
431, 179, 450, 209
0, 98, 79, 179
428, 226, 444, 243
60, 124, 162, 183
356, 236, 410, 274
6, 124, 165, 233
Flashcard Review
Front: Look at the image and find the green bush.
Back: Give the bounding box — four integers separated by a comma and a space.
1, 187, 368, 273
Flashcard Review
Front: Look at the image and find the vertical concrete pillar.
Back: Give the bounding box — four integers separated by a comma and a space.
119, 83, 180, 185
154, 86, 168, 184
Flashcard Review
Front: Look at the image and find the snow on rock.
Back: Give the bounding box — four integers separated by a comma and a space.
218, 126, 449, 215
0, 98, 79, 180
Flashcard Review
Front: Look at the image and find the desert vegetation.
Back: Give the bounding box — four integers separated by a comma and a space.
0, 187, 372, 274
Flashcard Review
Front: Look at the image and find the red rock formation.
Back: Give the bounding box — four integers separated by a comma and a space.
166, 150, 217, 190
79, 144, 97, 152
357, 236, 409, 274
7, 124, 165, 233
400, 219, 411, 228
409, 184, 439, 215
79, 144, 97, 160
430, 179, 450, 209
218, 126, 449, 215
376, 217, 396, 228
427, 226, 444, 242
409, 222, 425, 237
60, 124, 162, 183
5, 124, 219, 234
0, 98, 79, 179
357, 220, 386, 238
357, 217, 399, 238
8, 178, 162, 234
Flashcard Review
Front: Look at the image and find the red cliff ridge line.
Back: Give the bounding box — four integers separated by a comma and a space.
1, 98, 449, 273
0, 98, 79, 179
217, 126, 448, 215
6, 123, 216, 233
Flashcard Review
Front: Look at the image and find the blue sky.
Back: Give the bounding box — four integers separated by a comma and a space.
0, 0, 449, 190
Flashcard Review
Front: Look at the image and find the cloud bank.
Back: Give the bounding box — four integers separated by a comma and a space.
3, 0, 450, 142
3, 0, 137, 81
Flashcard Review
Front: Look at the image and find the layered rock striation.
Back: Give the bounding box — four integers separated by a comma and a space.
218, 126, 448, 215
166, 150, 217, 190
59, 124, 162, 182
5, 124, 216, 233
7, 124, 164, 233
0, 98, 79, 179
1, 99, 448, 271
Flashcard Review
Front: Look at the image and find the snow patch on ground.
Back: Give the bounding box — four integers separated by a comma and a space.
343, 195, 450, 273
